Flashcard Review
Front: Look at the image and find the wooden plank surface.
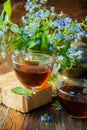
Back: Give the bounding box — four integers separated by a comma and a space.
0, 98, 87, 130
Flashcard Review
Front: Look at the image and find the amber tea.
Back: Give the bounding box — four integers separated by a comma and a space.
12, 52, 53, 93
57, 85, 87, 118
13, 60, 52, 89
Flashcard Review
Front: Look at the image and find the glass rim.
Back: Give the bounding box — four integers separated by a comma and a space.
57, 87, 74, 97
57, 85, 87, 97
12, 51, 53, 65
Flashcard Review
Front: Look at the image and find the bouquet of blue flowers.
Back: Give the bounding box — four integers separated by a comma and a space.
0, 0, 87, 72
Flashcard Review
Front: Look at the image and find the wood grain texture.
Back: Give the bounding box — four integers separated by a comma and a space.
0, 98, 87, 130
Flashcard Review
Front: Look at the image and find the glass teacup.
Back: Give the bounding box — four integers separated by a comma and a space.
12, 51, 53, 93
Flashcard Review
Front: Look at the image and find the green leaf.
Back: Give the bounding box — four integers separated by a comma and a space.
49, 74, 57, 86
35, 32, 43, 38
0, 21, 5, 26
27, 41, 37, 49
40, 35, 49, 51
3, 0, 12, 19
43, 113, 48, 119
58, 41, 71, 56
52, 100, 62, 110
0, 10, 6, 25
11, 38, 27, 51
11, 87, 32, 96
0, 10, 5, 21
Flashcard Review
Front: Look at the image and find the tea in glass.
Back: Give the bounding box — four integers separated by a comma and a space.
12, 52, 53, 92
57, 85, 87, 118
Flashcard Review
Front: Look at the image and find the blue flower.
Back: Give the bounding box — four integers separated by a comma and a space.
80, 31, 86, 37
33, 23, 39, 29
40, 13, 47, 19
1, 52, 6, 59
24, 25, 29, 31
55, 19, 64, 29
21, 50, 25, 54
28, 31, 34, 37
50, 6, 55, 12
36, 39, 41, 44
64, 17, 72, 24
65, 24, 71, 28
28, 7, 33, 12
71, 28, 76, 33
40, 116, 46, 122
36, 17, 41, 21
56, 33, 62, 39
35, 11, 40, 17
58, 55, 64, 60
64, 35, 69, 40
40, 114, 52, 122
22, 35, 28, 40
1, 45, 6, 50
21, 16, 27, 24
69, 91, 75, 95
75, 50, 83, 56
13, 50, 19, 55
49, 22, 55, 28
75, 24, 81, 32
47, 116, 52, 121
58, 106, 63, 111
0, 31, 3, 38
73, 34, 78, 38
49, 46, 54, 51
40, 0, 47, 4
49, 40, 54, 45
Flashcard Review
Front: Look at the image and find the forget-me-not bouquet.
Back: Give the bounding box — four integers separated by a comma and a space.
0, 0, 87, 73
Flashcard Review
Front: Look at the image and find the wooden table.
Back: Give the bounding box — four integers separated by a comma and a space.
0, 97, 87, 130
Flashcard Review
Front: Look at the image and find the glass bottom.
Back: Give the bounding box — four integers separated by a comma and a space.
22, 85, 43, 94
29, 85, 44, 94
68, 114, 87, 119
